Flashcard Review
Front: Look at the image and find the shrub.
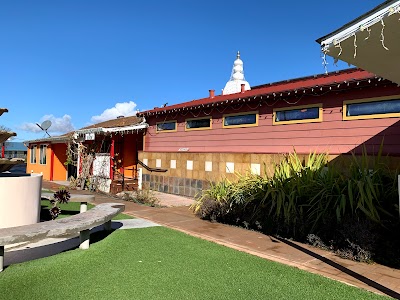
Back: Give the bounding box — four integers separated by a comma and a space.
192, 145, 400, 267
192, 197, 227, 222
120, 189, 160, 207
191, 179, 234, 221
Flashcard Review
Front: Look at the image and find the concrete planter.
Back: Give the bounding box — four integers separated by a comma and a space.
0, 173, 42, 229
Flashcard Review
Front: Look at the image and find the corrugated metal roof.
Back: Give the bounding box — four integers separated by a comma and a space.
23, 132, 73, 145
24, 116, 145, 144
139, 68, 378, 116
79, 116, 143, 130
4, 142, 27, 151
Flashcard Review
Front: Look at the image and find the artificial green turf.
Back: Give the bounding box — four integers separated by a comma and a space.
40, 200, 134, 220
0, 227, 388, 300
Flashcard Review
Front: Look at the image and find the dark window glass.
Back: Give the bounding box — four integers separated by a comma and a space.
224, 114, 256, 126
157, 121, 176, 131
275, 107, 319, 122
347, 99, 400, 116
186, 118, 211, 129
100, 140, 111, 153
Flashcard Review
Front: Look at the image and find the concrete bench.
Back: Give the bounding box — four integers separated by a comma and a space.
0, 202, 125, 272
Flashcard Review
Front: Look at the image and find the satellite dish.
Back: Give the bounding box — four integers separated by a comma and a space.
36, 120, 52, 137
41, 120, 52, 130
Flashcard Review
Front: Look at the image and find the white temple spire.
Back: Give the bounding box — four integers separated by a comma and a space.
222, 51, 251, 95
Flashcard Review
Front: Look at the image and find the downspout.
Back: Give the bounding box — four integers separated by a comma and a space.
110, 138, 115, 180
1, 143, 4, 158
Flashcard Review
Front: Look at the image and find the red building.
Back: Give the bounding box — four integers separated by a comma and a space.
138, 66, 400, 197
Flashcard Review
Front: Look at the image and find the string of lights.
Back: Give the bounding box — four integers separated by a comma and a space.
320, 3, 399, 72
144, 76, 393, 124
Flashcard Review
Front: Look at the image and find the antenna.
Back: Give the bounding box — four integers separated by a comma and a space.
36, 120, 52, 137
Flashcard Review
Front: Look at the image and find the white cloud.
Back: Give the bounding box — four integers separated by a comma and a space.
20, 114, 75, 134
91, 101, 137, 123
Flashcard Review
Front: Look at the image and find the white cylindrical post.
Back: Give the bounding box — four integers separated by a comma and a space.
0, 245, 4, 272
79, 230, 90, 250
80, 201, 88, 213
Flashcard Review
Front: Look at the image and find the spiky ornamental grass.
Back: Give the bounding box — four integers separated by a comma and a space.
193, 144, 399, 240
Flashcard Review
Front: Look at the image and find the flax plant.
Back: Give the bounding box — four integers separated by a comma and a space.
261, 151, 329, 236
345, 144, 396, 223
194, 144, 398, 240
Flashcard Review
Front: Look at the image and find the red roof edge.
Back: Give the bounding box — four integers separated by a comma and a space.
138, 68, 380, 116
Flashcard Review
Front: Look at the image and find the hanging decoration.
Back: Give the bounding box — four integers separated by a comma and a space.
380, 19, 389, 50
319, 2, 400, 72
140, 76, 390, 121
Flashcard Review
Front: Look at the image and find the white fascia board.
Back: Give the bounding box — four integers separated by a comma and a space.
102, 123, 148, 133
320, 1, 400, 50
75, 123, 148, 136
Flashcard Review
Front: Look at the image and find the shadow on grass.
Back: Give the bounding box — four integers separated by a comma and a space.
4, 222, 124, 271
275, 237, 400, 299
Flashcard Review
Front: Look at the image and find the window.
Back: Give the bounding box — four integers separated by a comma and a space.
39, 144, 47, 165
273, 104, 323, 125
223, 111, 258, 128
343, 96, 400, 120
30, 145, 37, 164
99, 140, 111, 153
156, 121, 177, 132
185, 117, 212, 131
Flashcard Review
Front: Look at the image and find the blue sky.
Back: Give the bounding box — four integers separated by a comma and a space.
0, 0, 383, 141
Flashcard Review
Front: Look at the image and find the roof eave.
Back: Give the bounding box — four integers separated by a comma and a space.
140, 70, 379, 116
74, 123, 149, 136
317, 0, 400, 47
24, 136, 71, 145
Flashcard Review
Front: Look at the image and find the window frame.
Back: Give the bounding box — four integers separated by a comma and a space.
222, 111, 259, 129
343, 95, 400, 121
156, 120, 177, 133
185, 117, 212, 131
39, 144, 47, 165
30, 145, 37, 164
273, 103, 323, 125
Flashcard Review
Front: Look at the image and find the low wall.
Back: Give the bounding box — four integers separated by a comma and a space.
0, 173, 42, 229
139, 151, 400, 197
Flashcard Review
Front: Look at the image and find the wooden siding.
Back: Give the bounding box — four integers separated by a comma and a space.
144, 86, 400, 155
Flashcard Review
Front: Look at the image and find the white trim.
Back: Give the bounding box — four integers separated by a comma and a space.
75, 123, 148, 136
320, 1, 400, 51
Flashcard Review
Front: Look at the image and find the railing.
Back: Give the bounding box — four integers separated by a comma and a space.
137, 160, 168, 173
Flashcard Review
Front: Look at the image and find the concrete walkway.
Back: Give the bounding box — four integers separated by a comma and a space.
42, 180, 400, 298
